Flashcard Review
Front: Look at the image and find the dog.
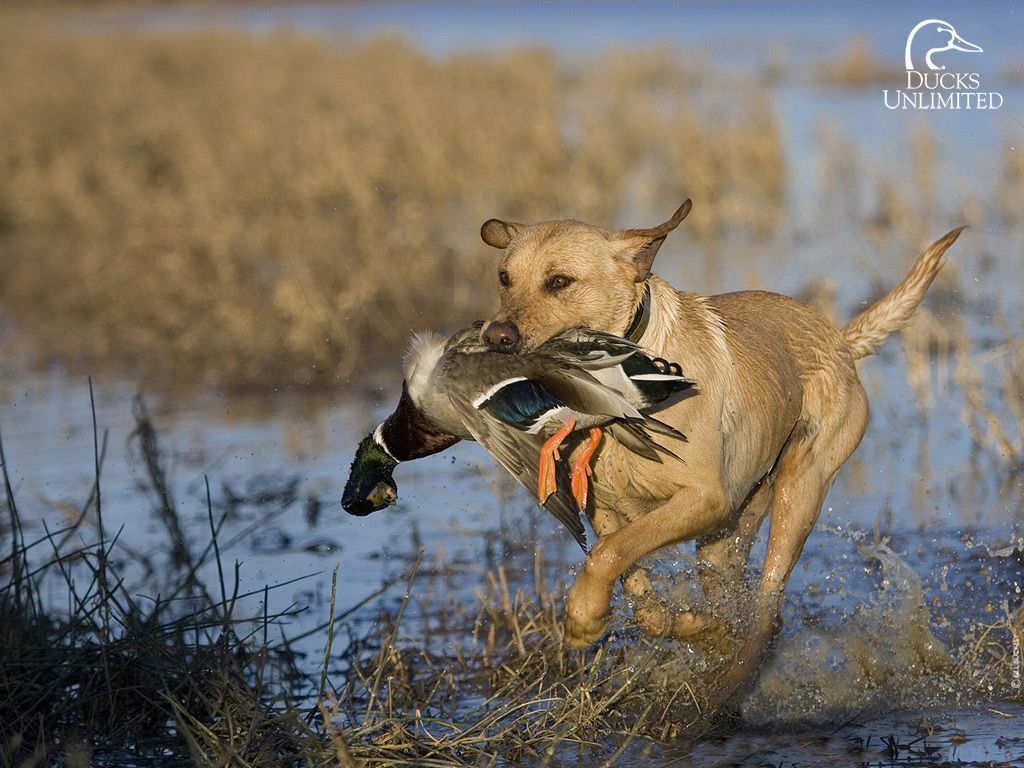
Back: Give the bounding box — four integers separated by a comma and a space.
478, 199, 962, 702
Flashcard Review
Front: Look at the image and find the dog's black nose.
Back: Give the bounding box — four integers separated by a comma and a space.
483, 321, 520, 350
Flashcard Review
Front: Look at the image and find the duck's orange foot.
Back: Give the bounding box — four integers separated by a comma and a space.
537, 417, 576, 505
570, 428, 602, 510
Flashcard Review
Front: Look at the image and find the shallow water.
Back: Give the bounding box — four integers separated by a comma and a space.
678, 704, 1024, 766
4, 0, 1024, 763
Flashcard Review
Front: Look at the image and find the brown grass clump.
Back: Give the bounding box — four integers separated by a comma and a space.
323, 562, 712, 767
954, 320, 1024, 474
0, 18, 784, 391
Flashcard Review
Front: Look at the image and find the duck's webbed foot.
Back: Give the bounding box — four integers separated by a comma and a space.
537, 417, 576, 504
570, 427, 603, 510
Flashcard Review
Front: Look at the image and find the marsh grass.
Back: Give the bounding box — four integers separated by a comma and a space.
810, 118, 1024, 481
0, 395, 718, 766
0, 16, 783, 391
3, 391, 1023, 765
954, 321, 1024, 474
0, 395, 323, 765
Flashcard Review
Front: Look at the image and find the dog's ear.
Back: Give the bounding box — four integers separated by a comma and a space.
612, 199, 691, 282
480, 219, 523, 249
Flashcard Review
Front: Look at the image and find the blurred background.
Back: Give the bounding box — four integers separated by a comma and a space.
0, 1, 1022, 759
1, 1, 1019, 392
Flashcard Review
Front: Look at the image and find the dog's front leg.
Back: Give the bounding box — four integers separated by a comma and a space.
564, 482, 730, 648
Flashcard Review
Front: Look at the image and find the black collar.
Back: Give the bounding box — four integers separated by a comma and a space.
624, 282, 652, 343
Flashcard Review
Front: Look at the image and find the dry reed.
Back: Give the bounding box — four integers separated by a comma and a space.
953, 320, 1024, 473
0, 17, 784, 391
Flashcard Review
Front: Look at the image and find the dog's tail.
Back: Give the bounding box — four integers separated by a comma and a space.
842, 227, 964, 360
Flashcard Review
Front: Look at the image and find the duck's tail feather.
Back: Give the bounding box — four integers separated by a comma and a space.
640, 415, 687, 442
607, 419, 685, 462
629, 373, 694, 382
620, 352, 696, 405
607, 422, 663, 462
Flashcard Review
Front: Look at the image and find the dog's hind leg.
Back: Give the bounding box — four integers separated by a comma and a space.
713, 378, 868, 705
696, 478, 775, 610
712, 459, 834, 705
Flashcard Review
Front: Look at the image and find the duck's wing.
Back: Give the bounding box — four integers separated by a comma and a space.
533, 332, 692, 460
546, 329, 642, 362
533, 363, 645, 422
448, 392, 587, 550
537, 336, 689, 408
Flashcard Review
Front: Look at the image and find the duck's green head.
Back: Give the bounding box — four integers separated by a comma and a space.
341, 434, 399, 516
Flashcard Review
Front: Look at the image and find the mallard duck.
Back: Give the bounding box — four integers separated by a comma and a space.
342, 324, 696, 548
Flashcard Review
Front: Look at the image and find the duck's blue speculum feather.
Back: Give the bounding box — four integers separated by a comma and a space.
477, 379, 562, 430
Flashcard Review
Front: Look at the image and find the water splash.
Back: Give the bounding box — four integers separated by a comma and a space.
745, 540, 955, 725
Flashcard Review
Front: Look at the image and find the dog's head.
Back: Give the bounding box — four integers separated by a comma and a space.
479, 200, 691, 350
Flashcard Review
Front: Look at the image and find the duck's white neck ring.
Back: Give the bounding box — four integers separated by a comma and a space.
372, 423, 399, 463
624, 282, 652, 343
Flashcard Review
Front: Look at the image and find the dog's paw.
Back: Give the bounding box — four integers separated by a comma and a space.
563, 583, 609, 648
563, 611, 607, 649
632, 599, 735, 653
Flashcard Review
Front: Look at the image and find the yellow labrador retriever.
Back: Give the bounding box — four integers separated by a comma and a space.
478, 200, 962, 702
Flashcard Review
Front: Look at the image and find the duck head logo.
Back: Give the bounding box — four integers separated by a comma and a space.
905, 19, 983, 71
883, 18, 1001, 110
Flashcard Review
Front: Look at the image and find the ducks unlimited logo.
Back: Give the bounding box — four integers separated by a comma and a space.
883, 19, 1003, 110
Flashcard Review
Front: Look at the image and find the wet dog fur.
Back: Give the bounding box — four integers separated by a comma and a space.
479, 200, 963, 703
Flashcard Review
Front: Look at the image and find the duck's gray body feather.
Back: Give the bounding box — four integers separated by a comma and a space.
392, 326, 696, 547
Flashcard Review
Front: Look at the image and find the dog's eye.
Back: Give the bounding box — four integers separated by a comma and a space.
498, 270, 510, 288
546, 275, 573, 292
